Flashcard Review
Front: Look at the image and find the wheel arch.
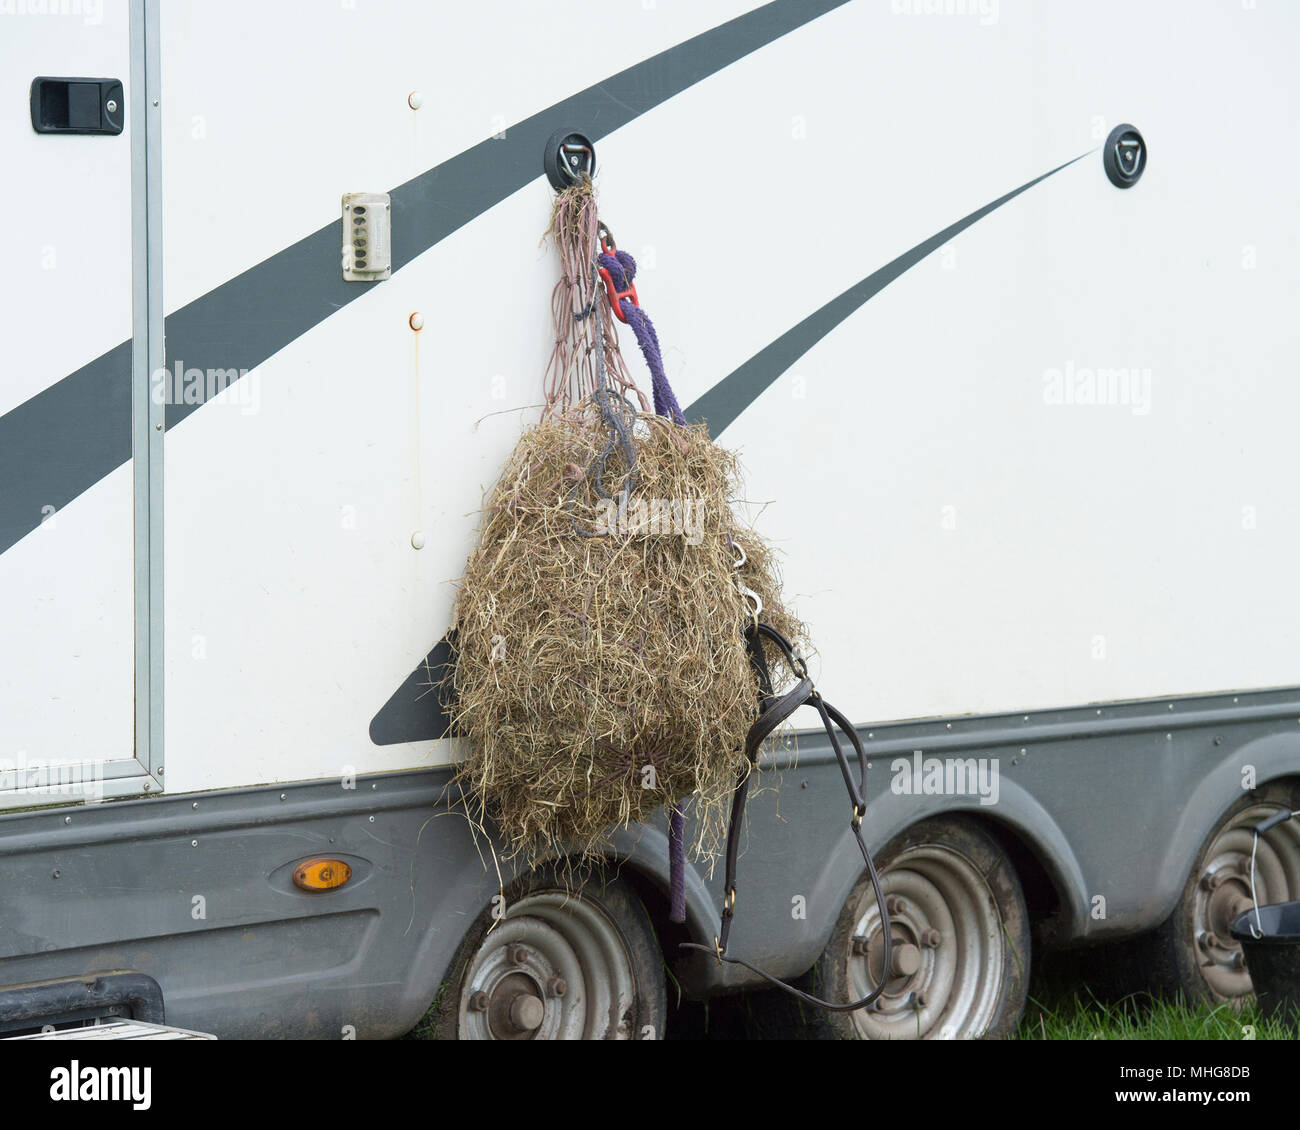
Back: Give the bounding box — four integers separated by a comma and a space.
1152, 736, 1300, 933
800, 780, 1092, 977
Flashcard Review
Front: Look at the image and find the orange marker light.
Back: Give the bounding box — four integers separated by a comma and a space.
292, 858, 353, 892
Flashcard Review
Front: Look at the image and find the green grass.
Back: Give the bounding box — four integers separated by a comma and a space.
1017, 987, 1298, 1040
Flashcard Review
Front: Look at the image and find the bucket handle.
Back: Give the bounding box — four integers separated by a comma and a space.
1246, 808, 1300, 939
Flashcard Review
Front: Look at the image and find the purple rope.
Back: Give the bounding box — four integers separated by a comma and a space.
597, 249, 687, 427
668, 805, 686, 924
598, 243, 689, 920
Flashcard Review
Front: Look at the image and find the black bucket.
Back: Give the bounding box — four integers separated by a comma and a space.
1231, 901, 1300, 1021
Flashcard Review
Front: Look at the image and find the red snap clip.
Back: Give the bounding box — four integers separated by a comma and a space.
597, 236, 638, 324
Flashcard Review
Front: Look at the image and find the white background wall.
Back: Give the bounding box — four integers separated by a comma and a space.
12, 1, 1293, 793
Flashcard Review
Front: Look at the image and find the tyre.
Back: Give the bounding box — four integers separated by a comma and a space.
1142, 781, 1300, 1005
798, 816, 1031, 1039
428, 864, 666, 1040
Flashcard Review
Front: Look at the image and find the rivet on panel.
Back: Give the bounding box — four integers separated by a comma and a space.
409, 312, 425, 332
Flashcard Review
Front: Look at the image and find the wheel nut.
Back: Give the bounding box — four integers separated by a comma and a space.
1201, 871, 1224, 892
886, 897, 905, 917
920, 928, 942, 949
506, 945, 529, 966
548, 976, 568, 998
851, 936, 869, 957
469, 991, 490, 1012
916, 992, 928, 1008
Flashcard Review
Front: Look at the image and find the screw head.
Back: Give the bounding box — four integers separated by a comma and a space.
106, 99, 118, 113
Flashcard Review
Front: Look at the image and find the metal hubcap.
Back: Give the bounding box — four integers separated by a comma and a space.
1193, 803, 1300, 1000
458, 891, 638, 1040
846, 844, 1005, 1039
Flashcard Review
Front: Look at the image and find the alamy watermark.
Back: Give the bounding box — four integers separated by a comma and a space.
0, 0, 103, 24
50, 1062, 150, 1110
891, 751, 999, 805
1042, 361, 1152, 416
0, 750, 104, 802
151, 361, 260, 415
593, 497, 706, 546
890, 0, 999, 26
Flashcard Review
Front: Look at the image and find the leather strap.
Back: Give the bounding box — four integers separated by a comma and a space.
680, 622, 893, 1012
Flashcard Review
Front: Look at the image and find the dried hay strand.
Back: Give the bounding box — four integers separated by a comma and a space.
449, 398, 803, 866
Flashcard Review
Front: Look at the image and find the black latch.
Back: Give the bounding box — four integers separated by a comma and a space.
30, 76, 124, 135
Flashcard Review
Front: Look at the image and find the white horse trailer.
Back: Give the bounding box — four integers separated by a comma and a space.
2, 0, 1299, 1040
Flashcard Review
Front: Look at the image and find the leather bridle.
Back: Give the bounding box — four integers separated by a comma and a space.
679, 623, 894, 1012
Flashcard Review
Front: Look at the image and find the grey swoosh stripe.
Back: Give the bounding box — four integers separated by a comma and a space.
370, 150, 1093, 745
0, 343, 133, 549
686, 151, 1092, 435
0, 0, 850, 557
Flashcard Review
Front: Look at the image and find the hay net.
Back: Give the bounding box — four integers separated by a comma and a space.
449, 180, 803, 869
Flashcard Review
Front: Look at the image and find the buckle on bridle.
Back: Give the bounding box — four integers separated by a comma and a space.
723, 887, 736, 916
851, 805, 864, 829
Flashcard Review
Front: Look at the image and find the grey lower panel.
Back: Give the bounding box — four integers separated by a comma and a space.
0, 775, 488, 1039
2, 686, 1299, 1035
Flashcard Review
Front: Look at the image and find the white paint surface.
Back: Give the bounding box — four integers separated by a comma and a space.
10, 1, 1300, 795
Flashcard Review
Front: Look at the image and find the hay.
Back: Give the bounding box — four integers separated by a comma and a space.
449, 398, 803, 865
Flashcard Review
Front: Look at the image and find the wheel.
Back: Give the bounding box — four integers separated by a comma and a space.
799, 816, 1030, 1039
1147, 782, 1300, 1004
428, 865, 665, 1040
